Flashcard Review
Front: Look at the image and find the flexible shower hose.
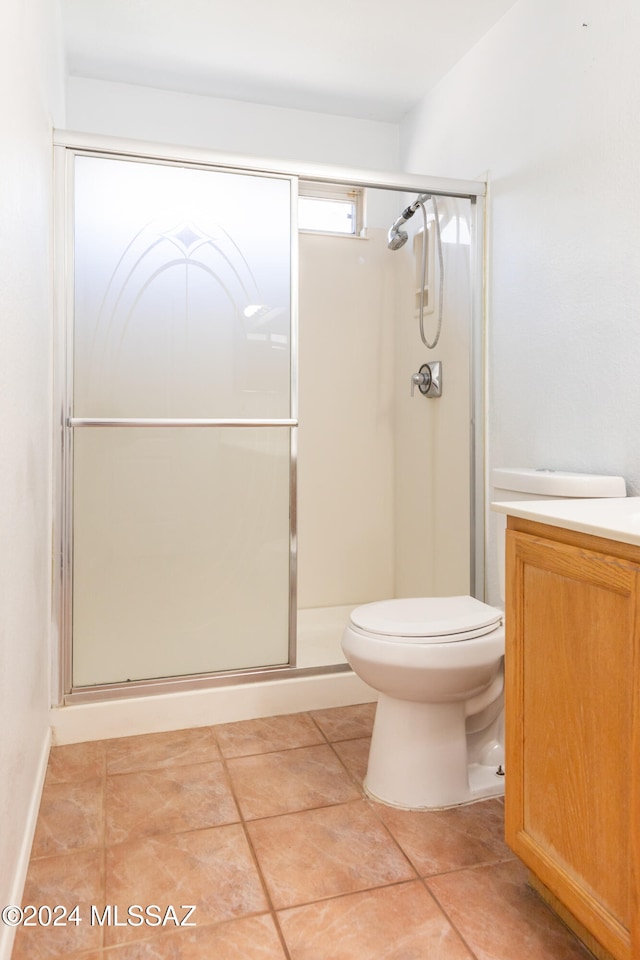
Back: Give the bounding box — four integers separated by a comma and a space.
417, 197, 444, 350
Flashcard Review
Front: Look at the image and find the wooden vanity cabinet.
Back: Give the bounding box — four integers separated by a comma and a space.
504, 517, 639, 960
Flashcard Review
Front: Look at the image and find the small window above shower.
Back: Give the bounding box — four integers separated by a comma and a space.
298, 181, 365, 237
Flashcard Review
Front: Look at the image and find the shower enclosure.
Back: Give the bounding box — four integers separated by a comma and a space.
53, 132, 485, 703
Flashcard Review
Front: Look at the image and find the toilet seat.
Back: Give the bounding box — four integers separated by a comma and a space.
349, 596, 503, 644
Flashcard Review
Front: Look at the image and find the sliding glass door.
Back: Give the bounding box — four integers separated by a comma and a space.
67, 155, 295, 688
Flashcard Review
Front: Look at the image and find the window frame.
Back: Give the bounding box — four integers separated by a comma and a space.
298, 180, 366, 238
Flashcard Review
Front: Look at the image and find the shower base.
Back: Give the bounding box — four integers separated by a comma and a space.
52, 603, 376, 745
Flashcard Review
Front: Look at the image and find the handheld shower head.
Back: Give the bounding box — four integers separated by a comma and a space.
387, 193, 431, 250
387, 194, 432, 251
387, 206, 416, 250
387, 226, 409, 250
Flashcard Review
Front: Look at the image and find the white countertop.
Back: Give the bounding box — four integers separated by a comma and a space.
491, 496, 640, 547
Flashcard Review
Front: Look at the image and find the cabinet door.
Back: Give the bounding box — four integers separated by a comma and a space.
505, 529, 638, 960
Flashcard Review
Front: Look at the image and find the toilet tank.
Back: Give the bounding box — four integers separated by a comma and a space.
490, 468, 627, 604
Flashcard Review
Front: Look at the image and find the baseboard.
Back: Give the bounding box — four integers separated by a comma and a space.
0, 728, 51, 960
51, 670, 375, 744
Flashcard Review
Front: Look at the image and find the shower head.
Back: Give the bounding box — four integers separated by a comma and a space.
387, 225, 409, 250
387, 195, 431, 251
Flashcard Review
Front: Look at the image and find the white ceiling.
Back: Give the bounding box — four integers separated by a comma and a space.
61, 0, 518, 122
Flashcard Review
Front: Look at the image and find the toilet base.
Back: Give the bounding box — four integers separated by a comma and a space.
364, 764, 505, 811
363, 693, 505, 810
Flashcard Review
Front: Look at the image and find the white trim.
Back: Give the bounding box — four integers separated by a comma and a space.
51, 671, 375, 745
0, 729, 51, 960
52, 130, 487, 199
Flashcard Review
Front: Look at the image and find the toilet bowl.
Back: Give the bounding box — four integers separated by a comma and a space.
341, 467, 627, 811
342, 595, 505, 809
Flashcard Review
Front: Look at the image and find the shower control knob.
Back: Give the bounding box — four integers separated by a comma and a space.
410, 365, 431, 397
410, 361, 442, 399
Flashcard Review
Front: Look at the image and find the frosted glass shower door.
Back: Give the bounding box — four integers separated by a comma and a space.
69, 155, 294, 688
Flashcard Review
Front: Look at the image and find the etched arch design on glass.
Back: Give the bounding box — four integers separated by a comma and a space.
90, 208, 258, 361
73, 157, 292, 420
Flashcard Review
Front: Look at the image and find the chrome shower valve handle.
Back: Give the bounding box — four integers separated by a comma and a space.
410, 361, 442, 398
411, 367, 431, 396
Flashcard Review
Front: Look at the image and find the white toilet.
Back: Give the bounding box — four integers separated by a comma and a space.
341, 467, 627, 810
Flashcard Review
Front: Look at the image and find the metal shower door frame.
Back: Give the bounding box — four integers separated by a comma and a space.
51, 130, 487, 706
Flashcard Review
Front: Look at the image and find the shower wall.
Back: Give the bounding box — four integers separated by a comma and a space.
394, 196, 472, 599
297, 194, 472, 624
298, 227, 396, 610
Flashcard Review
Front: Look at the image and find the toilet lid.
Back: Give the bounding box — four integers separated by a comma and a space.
350, 596, 503, 641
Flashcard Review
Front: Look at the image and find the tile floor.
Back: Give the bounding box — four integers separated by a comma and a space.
12, 703, 595, 960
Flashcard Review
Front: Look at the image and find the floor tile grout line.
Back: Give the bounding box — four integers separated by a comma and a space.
273, 874, 431, 915
223, 740, 364, 775
306, 710, 332, 744
99, 744, 107, 954
104, 756, 226, 778
239, 819, 294, 960
420, 875, 483, 960
209, 721, 248, 829
27, 843, 108, 864
223, 739, 365, 823
307, 703, 379, 748
94, 913, 282, 959
103, 757, 233, 789
234, 794, 375, 830
356, 795, 427, 883
419, 852, 519, 882
28, 774, 105, 862
103, 727, 222, 776
215, 733, 371, 762
215, 739, 294, 960
217, 744, 323, 760
325, 736, 371, 793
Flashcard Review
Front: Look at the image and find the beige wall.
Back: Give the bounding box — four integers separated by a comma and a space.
0, 0, 65, 953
